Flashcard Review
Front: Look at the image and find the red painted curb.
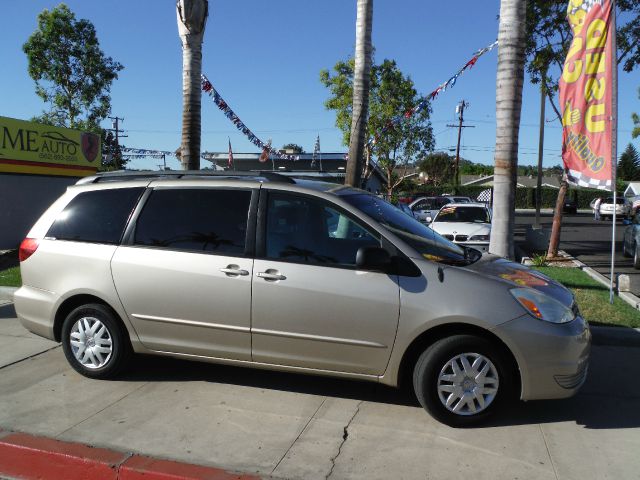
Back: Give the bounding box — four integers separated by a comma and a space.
120, 455, 260, 480
0, 432, 261, 480
0, 432, 127, 480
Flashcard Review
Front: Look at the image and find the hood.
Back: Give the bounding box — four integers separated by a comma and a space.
431, 222, 490, 237
462, 254, 574, 307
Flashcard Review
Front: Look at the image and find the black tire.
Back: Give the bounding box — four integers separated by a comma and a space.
634, 244, 640, 270
61, 303, 132, 379
623, 241, 631, 258
413, 335, 514, 427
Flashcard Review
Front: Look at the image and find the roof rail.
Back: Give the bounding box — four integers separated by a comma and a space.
76, 170, 296, 185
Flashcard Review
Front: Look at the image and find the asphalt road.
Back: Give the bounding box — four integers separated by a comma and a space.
515, 211, 640, 296
1, 305, 640, 480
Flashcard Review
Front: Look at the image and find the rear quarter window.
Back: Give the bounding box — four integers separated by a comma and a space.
47, 188, 144, 244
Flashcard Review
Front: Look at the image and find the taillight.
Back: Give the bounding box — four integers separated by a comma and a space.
19, 238, 39, 262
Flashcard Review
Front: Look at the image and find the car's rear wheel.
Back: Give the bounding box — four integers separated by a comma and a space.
61, 303, 131, 379
634, 244, 640, 269
413, 335, 513, 427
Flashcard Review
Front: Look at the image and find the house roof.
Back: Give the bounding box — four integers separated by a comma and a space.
201, 151, 387, 183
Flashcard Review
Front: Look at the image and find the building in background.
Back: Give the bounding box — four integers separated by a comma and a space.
202, 151, 387, 193
0, 116, 100, 248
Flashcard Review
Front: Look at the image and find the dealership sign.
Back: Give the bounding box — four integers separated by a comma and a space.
0, 116, 100, 177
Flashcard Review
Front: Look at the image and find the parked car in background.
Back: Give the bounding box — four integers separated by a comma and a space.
598, 196, 630, 220
409, 196, 454, 223
623, 215, 640, 268
396, 202, 415, 218
563, 198, 578, 214
628, 195, 640, 218
429, 203, 492, 253
444, 195, 473, 204
14, 171, 590, 427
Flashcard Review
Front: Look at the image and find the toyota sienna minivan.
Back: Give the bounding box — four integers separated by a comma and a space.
14, 171, 590, 426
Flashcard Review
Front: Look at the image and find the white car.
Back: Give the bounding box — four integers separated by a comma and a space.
429, 203, 492, 252
598, 197, 630, 220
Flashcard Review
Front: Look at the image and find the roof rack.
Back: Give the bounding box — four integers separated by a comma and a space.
76, 170, 296, 185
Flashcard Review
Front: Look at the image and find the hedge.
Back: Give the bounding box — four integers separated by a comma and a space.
399, 185, 605, 209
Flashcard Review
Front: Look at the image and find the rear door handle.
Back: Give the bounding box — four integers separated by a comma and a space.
220, 266, 249, 276
257, 271, 286, 281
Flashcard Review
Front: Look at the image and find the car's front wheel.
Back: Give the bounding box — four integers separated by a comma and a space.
413, 335, 513, 427
61, 303, 132, 379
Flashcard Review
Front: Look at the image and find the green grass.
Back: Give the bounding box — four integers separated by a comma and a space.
0, 266, 21, 287
534, 267, 640, 328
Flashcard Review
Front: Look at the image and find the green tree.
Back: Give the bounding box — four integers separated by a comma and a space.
321, 58, 434, 196
459, 161, 494, 176
22, 4, 123, 131
417, 152, 454, 187
100, 130, 128, 171
526, 0, 640, 121
281, 143, 304, 153
618, 143, 640, 181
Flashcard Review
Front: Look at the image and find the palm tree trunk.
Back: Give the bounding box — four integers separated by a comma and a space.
547, 179, 567, 258
345, 0, 373, 188
177, 0, 208, 171
489, 0, 527, 260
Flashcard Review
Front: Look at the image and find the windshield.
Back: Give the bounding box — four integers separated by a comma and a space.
434, 206, 490, 223
343, 194, 476, 266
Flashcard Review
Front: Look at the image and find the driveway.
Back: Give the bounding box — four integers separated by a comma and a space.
1, 303, 639, 480
515, 211, 640, 296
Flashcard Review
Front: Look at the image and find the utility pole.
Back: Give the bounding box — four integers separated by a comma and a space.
107, 116, 127, 169
447, 100, 474, 188
535, 78, 546, 228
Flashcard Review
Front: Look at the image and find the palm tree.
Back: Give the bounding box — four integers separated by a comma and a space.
489, 0, 527, 259
176, 0, 209, 170
345, 0, 373, 188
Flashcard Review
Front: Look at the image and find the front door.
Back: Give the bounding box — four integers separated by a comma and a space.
112, 187, 255, 360
251, 191, 400, 375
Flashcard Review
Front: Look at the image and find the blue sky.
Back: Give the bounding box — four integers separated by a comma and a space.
1, 0, 638, 170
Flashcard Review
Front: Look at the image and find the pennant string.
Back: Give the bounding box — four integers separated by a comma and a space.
200, 74, 299, 162
369, 40, 498, 146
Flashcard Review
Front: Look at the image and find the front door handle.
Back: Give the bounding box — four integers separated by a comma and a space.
220, 265, 249, 276
257, 271, 286, 281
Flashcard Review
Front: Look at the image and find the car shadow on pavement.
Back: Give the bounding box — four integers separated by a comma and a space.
121, 344, 640, 430
123, 354, 420, 408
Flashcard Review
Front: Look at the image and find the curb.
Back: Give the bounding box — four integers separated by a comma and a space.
559, 250, 640, 312
0, 430, 260, 480
0, 286, 17, 305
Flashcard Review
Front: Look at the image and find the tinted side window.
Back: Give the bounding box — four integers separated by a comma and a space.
47, 188, 143, 244
265, 193, 379, 267
134, 188, 251, 255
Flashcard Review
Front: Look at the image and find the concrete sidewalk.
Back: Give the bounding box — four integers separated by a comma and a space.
1, 308, 639, 480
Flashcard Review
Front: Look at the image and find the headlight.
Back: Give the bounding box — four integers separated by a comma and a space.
469, 235, 489, 241
510, 288, 575, 324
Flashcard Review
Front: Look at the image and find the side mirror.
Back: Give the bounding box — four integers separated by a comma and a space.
356, 246, 391, 271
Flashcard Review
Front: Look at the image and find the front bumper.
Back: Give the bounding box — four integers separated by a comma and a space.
457, 241, 489, 253
493, 313, 591, 401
